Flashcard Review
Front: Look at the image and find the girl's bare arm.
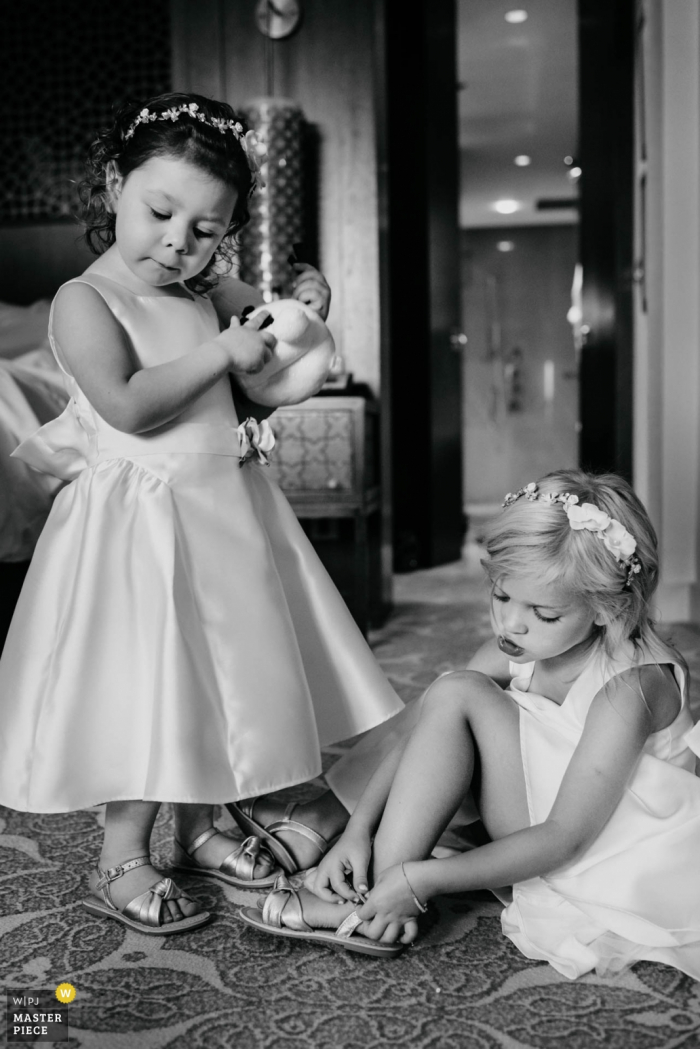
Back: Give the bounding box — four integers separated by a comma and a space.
212, 267, 331, 323
53, 282, 272, 434
210, 276, 263, 328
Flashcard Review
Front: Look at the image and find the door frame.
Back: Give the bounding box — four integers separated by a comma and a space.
378, 0, 464, 571
577, 0, 635, 478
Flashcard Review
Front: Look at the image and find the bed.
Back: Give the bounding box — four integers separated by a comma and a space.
0, 300, 69, 645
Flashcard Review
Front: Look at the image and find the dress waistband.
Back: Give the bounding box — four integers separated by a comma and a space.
94, 423, 243, 462
12, 404, 244, 482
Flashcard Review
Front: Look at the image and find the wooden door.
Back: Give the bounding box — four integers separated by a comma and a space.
577, 0, 635, 477
380, 0, 464, 570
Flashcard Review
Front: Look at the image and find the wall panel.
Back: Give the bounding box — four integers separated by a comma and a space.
171, 0, 382, 393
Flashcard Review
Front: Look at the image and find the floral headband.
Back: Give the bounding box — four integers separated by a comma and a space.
123, 102, 265, 193
502, 482, 642, 586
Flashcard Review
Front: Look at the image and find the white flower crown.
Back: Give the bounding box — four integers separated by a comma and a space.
123, 102, 266, 193
502, 482, 642, 586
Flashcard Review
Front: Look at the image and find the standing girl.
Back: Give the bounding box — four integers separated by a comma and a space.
241, 470, 700, 979
0, 93, 402, 933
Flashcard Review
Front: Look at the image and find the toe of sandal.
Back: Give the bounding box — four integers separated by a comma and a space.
172, 827, 281, 890
83, 856, 210, 936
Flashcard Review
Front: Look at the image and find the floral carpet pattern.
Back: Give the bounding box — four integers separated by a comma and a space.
1, 561, 700, 1048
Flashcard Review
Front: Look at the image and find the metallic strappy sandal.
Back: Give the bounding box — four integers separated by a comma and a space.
228, 799, 335, 875
237, 874, 404, 957
83, 855, 210, 935
172, 828, 281, 890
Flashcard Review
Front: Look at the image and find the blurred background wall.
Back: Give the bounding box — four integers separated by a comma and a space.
634, 0, 700, 622
2, 0, 700, 624
172, 0, 383, 396
0, 0, 172, 301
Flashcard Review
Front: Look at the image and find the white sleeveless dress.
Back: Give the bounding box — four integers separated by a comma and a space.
502, 643, 700, 980
0, 274, 402, 812
327, 641, 700, 980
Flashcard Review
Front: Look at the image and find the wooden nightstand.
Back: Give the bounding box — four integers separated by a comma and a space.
268, 396, 381, 634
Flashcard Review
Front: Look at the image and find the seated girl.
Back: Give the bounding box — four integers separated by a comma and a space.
236, 470, 700, 979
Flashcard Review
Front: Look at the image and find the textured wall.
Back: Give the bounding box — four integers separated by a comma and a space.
172, 0, 382, 393
0, 0, 171, 303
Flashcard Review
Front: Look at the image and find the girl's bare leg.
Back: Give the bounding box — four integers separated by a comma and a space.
371, 671, 529, 877
94, 800, 200, 922
278, 671, 529, 934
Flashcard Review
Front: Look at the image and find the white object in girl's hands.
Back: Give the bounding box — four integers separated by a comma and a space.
235, 300, 336, 407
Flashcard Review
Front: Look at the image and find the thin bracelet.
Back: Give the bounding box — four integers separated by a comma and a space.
401, 861, 428, 913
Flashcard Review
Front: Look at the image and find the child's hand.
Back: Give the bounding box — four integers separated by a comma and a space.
216, 315, 276, 375
291, 263, 331, 320
305, 828, 371, 903
356, 864, 422, 944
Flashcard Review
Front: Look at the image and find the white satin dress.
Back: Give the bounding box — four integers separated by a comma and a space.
501, 644, 700, 980
0, 274, 402, 813
328, 641, 700, 980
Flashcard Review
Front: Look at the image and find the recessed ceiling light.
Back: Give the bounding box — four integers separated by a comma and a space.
492, 199, 522, 215
514, 155, 531, 166
505, 9, 528, 24
564, 155, 574, 165
497, 240, 516, 252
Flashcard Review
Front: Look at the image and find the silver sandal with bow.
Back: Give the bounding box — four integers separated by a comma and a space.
228, 799, 335, 875
237, 874, 404, 957
83, 855, 210, 935
172, 827, 281, 890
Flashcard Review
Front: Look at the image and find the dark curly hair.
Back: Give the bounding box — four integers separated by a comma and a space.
78, 92, 254, 293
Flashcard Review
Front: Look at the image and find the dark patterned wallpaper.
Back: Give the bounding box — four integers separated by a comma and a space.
0, 0, 171, 224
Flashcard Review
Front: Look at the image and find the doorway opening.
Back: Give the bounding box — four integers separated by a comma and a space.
457, 0, 634, 546
458, 0, 580, 537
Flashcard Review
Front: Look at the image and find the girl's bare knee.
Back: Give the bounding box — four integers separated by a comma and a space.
423, 669, 496, 717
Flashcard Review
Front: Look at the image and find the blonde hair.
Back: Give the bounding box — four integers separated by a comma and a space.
481, 469, 682, 666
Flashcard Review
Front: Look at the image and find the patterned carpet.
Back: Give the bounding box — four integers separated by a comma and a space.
2, 560, 700, 1048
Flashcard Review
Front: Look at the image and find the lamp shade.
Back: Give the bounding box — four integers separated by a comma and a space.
238, 97, 304, 302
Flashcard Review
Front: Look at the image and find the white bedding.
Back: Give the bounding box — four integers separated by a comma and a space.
0, 301, 69, 561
